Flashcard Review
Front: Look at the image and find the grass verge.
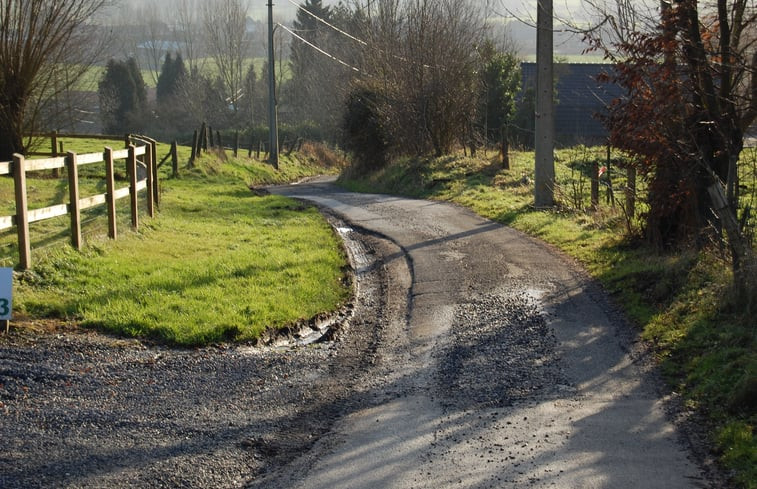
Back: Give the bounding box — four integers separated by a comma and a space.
4, 141, 350, 346
340, 149, 756, 488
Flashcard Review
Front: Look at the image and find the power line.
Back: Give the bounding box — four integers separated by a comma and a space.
283, 0, 409, 66
285, 0, 368, 47
281, 1, 443, 73
277, 23, 362, 73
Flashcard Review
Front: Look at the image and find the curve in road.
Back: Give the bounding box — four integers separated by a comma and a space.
263, 178, 710, 489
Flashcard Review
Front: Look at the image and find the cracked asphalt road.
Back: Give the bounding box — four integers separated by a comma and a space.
263, 177, 713, 489
0, 178, 719, 488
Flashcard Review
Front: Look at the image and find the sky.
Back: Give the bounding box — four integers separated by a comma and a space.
108, 0, 659, 59
114, 0, 657, 45
117, 0, 653, 25
249, 0, 590, 23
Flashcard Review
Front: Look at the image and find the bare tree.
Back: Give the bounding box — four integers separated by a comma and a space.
203, 0, 248, 117
135, 5, 170, 86
0, 0, 108, 160
349, 0, 486, 156
173, 0, 207, 76
578, 0, 664, 42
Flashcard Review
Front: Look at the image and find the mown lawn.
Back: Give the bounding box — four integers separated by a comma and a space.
3, 141, 350, 346
340, 147, 756, 488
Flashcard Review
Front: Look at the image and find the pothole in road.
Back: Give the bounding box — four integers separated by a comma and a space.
435, 293, 568, 409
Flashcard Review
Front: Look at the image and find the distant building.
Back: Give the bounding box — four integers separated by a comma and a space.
520, 62, 624, 147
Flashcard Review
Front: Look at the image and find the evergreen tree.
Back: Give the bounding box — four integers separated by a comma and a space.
478, 43, 520, 145
156, 52, 187, 103
290, 0, 331, 80
242, 62, 257, 124
255, 60, 271, 127
98, 58, 147, 134
289, 0, 332, 123
476, 42, 520, 165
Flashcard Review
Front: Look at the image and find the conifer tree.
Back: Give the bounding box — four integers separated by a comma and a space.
157, 52, 187, 103
289, 0, 332, 123
98, 58, 147, 134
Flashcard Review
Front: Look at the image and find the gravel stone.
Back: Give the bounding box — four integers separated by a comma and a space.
0, 229, 392, 489
0, 182, 728, 488
436, 293, 566, 409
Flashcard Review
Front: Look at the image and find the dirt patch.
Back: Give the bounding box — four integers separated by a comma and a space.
0, 228, 396, 489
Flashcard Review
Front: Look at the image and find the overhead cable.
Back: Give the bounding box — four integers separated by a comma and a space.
282, 1, 441, 72
285, 0, 368, 47
277, 23, 362, 73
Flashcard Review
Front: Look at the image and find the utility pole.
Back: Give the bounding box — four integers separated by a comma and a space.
267, 0, 279, 169
534, 0, 555, 207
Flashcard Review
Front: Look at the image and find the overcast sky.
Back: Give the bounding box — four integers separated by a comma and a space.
116, 0, 656, 30
251, 0, 657, 25
248, 0, 592, 23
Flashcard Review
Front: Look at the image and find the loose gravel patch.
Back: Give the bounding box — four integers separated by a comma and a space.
0, 229, 395, 489
1, 332, 334, 488
435, 292, 567, 409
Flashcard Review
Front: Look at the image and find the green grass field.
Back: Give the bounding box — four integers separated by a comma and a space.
340, 147, 756, 488
4, 140, 349, 346
73, 57, 287, 93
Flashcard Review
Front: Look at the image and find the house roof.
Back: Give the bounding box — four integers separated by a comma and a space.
521, 62, 624, 141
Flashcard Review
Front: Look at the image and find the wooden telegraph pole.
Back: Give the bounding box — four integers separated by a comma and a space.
267, 0, 279, 169
534, 0, 555, 208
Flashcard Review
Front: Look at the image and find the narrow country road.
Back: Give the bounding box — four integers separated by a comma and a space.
0, 178, 717, 488
263, 178, 710, 489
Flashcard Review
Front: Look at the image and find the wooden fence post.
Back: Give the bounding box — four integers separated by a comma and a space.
171, 141, 179, 176
104, 147, 118, 240
66, 151, 82, 250
591, 160, 599, 209
51, 131, 60, 178
626, 165, 636, 220
208, 126, 214, 148
150, 139, 159, 206
12, 154, 31, 270
234, 131, 239, 157
145, 144, 155, 218
190, 129, 199, 166
606, 144, 614, 206
202, 123, 209, 151
216, 131, 222, 150
128, 144, 139, 230
501, 126, 510, 170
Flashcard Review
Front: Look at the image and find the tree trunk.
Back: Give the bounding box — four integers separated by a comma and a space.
708, 182, 757, 313
0, 104, 25, 161
0, 134, 22, 162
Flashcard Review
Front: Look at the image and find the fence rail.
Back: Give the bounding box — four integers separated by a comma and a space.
24, 131, 131, 163
1, 138, 158, 270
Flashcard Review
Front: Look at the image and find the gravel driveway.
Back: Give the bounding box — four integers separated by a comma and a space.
1, 179, 722, 488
